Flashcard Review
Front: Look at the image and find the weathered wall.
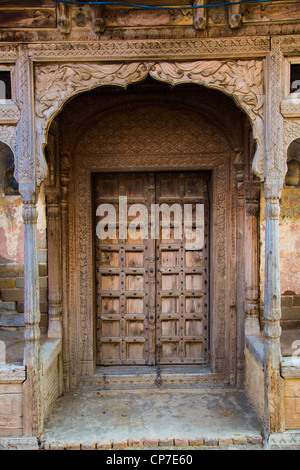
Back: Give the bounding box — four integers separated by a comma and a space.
0, 147, 48, 330
245, 345, 264, 421
260, 186, 300, 328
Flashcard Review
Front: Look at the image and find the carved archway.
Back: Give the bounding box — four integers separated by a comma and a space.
35, 60, 265, 185
43, 80, 260, 389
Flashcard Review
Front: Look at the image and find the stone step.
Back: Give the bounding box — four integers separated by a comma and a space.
79, 365, 227, 390
41, 434, 263, 451
0, 312, 25, 327
0, 302, 17, 311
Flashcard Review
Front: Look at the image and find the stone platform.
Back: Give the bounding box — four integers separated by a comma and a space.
41, 388, 263, 450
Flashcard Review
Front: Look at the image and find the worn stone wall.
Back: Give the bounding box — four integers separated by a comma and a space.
245, 345, 264, 421
0, 148, 48, 330
260, 186, 300, 328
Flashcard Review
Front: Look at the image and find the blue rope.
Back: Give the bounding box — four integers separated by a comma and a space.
54, 0, 283, 11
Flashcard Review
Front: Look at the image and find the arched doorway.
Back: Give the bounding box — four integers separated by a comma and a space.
45, 79, 259, 390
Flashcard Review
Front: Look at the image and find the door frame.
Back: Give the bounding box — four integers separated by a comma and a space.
71, 153, 234, 386
45, 91, 253, 390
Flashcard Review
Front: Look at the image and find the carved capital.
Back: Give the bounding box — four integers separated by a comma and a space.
47, 199, 61, 220
24, 323, 40, 343
22, 202, 38, 225
245, 183, 261, 216
264, 179, 284, 200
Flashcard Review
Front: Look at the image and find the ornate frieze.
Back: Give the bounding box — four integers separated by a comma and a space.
28, 37, 270, 61
0, 101, 21, 125
281, 35, 300, 56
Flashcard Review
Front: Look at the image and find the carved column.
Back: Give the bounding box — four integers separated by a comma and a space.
263, 38, 285, 436
16, 46, 42, 436
46, 189, 62, 339
60, 153, 71, 391
234, 149, 246, 387
245, 183, 261, 336
22, 191, 42, 436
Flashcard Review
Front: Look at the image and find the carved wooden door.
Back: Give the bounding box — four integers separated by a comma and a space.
94, 172, 209, 366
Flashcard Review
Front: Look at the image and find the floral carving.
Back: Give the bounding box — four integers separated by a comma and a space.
35, 59, 265, 184
149, 60, 265, 179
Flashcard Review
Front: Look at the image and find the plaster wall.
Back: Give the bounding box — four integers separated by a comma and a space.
260, 186, 300, 327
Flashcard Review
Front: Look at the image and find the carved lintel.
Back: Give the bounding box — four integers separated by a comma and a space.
193, 0, 207, 31
57, 3, 72, 35
90, 5, 106, 34
228, 1, 242, 29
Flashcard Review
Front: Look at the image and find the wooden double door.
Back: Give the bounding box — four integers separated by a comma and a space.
94, 171, 209, 366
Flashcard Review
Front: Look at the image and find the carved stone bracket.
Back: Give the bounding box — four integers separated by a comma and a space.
57, 2, 72, 35
228, 1, 242, 29
34, 59, 265, 186
193, 0, 207, 30
90, 5, 106, 34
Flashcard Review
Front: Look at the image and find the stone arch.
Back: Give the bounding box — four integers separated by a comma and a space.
35, 60, 265, 186
285, 137, 300, 186
0, 140, 18, 195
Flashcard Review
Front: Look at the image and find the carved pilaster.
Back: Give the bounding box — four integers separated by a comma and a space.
234, 148, 245, 387
193, 0, 207, 30
60, 153, 71, 391
46, 190, 62, 339
22, 191, 42, 437
245, 183, 261, 336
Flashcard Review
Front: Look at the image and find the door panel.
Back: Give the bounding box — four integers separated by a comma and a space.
95, 171, 209, 366
95, 173, 153, 365
155, 172, 209, 364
